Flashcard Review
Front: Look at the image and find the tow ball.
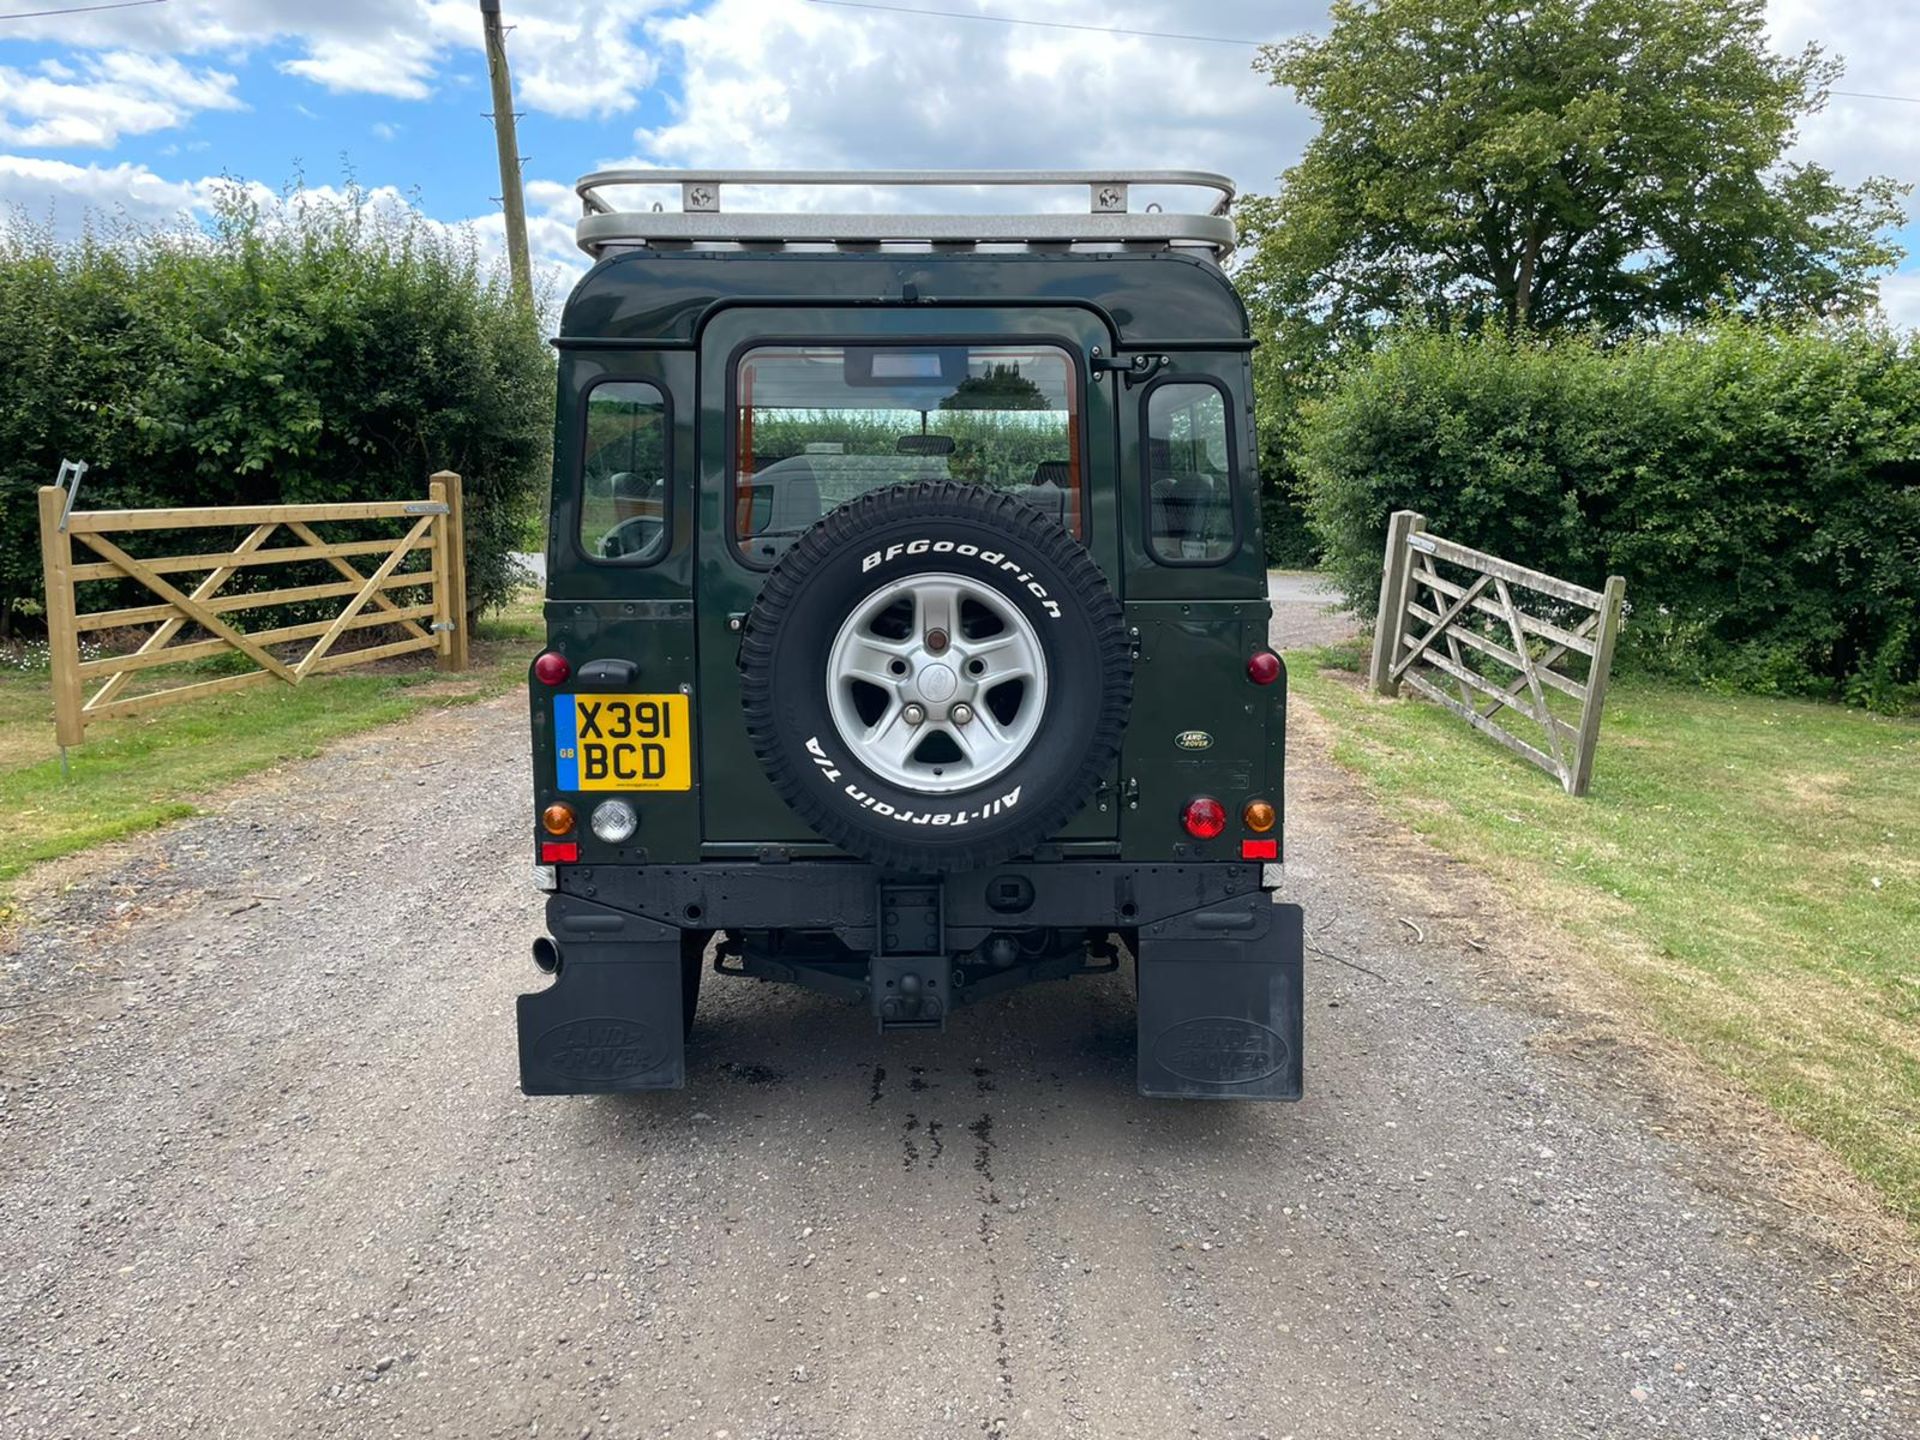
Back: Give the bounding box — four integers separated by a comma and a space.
871, 956, 949, 1032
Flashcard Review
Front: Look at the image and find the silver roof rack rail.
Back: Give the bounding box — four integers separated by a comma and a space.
573, 169, 1237, 259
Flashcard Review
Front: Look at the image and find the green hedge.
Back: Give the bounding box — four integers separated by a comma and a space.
0, 185, 552, 636
1257, 439, 1320, 569
1292, 323, 1920, 710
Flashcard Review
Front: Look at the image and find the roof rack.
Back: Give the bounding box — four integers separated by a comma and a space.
573, 169, 1237, 259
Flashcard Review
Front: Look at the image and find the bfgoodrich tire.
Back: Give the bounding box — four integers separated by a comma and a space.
739, 481, 1131, 872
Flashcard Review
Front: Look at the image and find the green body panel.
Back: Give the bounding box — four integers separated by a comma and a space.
532, 249, 1282, 869
1117, 602, 1286, 860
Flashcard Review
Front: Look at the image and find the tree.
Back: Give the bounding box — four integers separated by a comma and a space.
1238, 0, 1908, 380
940, 364, 1049, 411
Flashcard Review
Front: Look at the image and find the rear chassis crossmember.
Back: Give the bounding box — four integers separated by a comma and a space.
517, 862, 1303, 1101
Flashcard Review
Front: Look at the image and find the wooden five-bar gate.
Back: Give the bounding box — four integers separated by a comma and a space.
1367, 510, 1625, 797
38, 472, 468, 750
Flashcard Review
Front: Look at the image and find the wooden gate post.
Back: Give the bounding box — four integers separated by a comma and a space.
428, 475, 452, 667
431, 470, 470, 672
1369, 510, 1425, 696
1569, 574, 1626, 796
37, 485, 85, 749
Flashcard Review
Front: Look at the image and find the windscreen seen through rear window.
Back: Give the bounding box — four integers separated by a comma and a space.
733, 345, 1081, 563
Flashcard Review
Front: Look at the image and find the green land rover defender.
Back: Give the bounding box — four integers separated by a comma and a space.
520, 171, 1304, 1100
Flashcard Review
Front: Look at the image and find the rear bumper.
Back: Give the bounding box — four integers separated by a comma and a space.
519, 861, 1301, 1099
547, 858, 1269, 944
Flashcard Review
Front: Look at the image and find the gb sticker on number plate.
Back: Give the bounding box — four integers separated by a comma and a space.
554, 693, 691, 791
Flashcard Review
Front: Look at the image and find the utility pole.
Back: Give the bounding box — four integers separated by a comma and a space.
479, 0, 533, 312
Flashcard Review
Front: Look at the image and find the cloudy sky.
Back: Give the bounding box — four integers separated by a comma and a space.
2, 0, 1916, 322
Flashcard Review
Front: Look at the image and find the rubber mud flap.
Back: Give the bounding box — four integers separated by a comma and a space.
1135, 901, 1304, 1100
518, 899, 686, 1095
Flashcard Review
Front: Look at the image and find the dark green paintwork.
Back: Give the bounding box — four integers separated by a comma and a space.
532, 247, 1283, 868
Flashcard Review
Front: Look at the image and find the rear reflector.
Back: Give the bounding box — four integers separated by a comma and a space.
1240, 838, 1278, 861
540, 840, 578, 863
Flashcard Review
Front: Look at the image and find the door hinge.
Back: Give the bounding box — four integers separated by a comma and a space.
1089, 352, 1168, 387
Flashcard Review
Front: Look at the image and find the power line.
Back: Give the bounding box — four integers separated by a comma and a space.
1832, 89, 1920, 105
804, 0, 1920, 105
804, 0, 1269, 48
0, 0, 168, 20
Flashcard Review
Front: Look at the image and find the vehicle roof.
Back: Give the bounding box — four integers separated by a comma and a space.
558, 248, 1253, 349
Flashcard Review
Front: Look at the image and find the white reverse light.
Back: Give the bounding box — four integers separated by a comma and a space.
591, 799, 638, 843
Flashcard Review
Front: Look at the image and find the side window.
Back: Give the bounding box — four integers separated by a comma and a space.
1144, 382, 1237, 564
579, 381, 669, 564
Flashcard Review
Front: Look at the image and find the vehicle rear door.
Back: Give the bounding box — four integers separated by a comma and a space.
692, 305, 1123, 852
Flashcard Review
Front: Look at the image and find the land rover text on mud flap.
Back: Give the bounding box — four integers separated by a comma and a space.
519, 171, 1304, 1099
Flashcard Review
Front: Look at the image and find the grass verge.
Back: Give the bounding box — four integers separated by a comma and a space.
1289, 641, 1920, 1226
0, 596, 540, 904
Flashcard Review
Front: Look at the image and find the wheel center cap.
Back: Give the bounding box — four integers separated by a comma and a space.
916, 662, 958, 703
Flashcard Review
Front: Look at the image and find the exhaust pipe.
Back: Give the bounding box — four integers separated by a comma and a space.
531, 936, 563, 975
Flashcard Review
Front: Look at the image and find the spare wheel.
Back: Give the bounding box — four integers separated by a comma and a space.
738, 481, 1131, 872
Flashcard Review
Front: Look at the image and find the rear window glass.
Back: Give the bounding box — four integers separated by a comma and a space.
1145, 382, 1236, 564
580, 381, 668, 564
733, 345, 1081, 563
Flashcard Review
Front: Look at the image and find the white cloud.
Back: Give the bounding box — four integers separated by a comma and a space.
0, 1, 669, 119
0, 52, 243, 149
635, 0, 1319, 201
483, 2, 671, 119
1879, 271, 1920, 330
1767, 2, 1920, 188
0, 155, 202, 230
279, 34, 442, 100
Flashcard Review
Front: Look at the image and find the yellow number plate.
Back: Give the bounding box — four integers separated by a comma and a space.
553, 693, 691, 792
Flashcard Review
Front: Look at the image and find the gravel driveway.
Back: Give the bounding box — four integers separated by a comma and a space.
1, 587, 1913, 1439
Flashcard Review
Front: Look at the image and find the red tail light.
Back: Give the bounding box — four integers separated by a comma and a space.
1182, 796, 1227, 840
1246, 651, 1281, 685
533, 651, 570, 686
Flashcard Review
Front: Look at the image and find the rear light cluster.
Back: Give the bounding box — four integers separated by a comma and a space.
1246, 650, 1281, 686
1181, 794, 1278, 860
1181, 796, 1226, 840
534, 654, 638, 862
540, 801, 578, 863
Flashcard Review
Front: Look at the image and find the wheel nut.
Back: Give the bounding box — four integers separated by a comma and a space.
951, 702, 973, 726
903, 703, 926, 725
